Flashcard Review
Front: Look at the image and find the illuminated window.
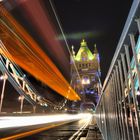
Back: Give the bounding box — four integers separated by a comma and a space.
82, 75, 90, 85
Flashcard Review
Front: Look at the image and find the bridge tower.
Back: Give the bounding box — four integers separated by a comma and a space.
70, 39, 101, 110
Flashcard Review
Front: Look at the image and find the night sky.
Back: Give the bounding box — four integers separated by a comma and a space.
52, 0, 132, 82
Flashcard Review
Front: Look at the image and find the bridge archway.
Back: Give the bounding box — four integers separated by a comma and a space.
80, 102, 95, 112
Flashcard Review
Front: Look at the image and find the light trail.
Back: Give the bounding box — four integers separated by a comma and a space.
0, 113, 92, 129
1, 121, 70, 140
49, 0, 85, 97
0, 6, 80, 101
16, 0, 70, 77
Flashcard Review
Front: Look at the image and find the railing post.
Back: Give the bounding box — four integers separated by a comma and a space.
112, 72, 121, 140
102, 94, 108, 140
107, 80, 113, 140
115, 66, 126, 140
110, 76, 117, 139
135, 18, 140, 34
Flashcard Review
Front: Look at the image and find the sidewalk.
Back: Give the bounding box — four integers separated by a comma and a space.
86, 117, 103, 140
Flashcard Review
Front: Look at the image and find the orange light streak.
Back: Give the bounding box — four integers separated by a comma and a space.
0, 6, 80, 101
2, 122, 69, 140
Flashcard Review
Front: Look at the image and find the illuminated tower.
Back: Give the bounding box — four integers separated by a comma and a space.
70, 39, 101, 109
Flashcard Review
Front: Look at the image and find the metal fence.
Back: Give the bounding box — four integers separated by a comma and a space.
96, 0, 140, 140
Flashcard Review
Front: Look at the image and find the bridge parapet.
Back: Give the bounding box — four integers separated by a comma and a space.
96, 0, 140, 140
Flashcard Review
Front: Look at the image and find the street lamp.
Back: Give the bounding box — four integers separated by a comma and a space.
33, 105, 36, 114
0, 74, 8, 113
18, 95, 24, 113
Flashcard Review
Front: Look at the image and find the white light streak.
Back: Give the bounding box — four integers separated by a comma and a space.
0, 113, 92, 129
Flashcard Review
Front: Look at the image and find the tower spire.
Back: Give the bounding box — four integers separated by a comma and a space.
94, 43, 98, 53
71, 45, 75, 57
81, 39, 87, 47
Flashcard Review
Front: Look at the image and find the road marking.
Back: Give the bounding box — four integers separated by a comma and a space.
69, 117, 92, 140
1, 121, 72, 140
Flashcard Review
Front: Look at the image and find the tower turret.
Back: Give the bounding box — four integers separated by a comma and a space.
94, 44, 98, 54
81, 39, 87, 47
71, 45, 75, 57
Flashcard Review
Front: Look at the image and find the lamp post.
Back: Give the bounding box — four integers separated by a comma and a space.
33, 105, 36, 113
18, 95, 24, 113
0, 74, 8, 113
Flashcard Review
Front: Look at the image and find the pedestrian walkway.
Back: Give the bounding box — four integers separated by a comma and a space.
85, 117, 103, 140
86, 124, 103, 140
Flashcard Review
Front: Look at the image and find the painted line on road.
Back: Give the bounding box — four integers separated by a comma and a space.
69, 117, 92, 140
1, 121, 73, 140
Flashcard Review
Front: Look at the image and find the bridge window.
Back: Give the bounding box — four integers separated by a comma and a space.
82, 75, 90, 84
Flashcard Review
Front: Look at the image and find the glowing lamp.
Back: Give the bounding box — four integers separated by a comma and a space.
0, 75, 8, 80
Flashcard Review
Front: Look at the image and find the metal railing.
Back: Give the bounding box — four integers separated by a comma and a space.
96, 0, 140, 139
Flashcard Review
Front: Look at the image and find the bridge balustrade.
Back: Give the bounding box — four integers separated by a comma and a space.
96, 0, 140, 140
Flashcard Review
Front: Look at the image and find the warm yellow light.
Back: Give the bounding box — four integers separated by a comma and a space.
81, 79, 90, 85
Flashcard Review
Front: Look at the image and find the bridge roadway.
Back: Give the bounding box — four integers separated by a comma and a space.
21, 120, 103, 140
0, 113, 103, 140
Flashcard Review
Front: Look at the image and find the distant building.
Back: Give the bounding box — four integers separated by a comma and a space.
70, 39, 101, 109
